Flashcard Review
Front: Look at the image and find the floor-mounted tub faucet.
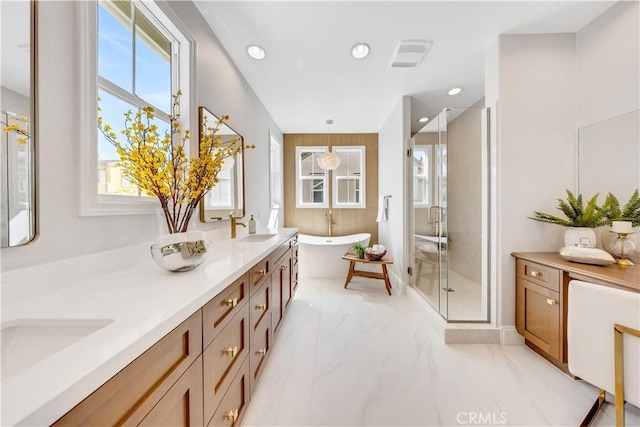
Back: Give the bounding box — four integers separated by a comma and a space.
326, 210, 335, 237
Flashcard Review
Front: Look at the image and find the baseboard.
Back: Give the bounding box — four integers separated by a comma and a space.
501, 327, 524, 345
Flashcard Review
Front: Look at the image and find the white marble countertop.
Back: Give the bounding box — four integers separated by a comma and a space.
0, 227, 298, 426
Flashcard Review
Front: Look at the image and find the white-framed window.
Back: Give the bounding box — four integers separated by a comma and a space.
332, 146, 365, 208
79, 0, 192, 216
269, 131, 283, 209
295, 146, 328, 208
413, 145, 431, 207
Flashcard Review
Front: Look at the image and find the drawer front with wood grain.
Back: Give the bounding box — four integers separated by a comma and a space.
516, 259, 560, 292
203, 303, 249, 423
138, 355, 204, 427
516, 277, 561, 361
271, 241, 290, 266
203, 272, 249, 348
54, 311, 202, 426
207, 359, 251, 427
250, 312, 271, 393
249, 257, 270, 295
250, 277, 271, 331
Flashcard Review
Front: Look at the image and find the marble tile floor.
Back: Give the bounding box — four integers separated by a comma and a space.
416, 267, 484, 321
242, 277, 639, 427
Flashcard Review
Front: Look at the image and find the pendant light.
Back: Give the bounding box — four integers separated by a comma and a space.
316, 119, 341, 170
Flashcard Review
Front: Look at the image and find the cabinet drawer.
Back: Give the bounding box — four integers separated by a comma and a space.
203, 272, 249, 348
54, 311, 202, 426
250, 312, 271, 393
516, 277, 561, 361
138, 355, 204, 427
207, 359, 251, 427
249, 257, 270, 295
516, 259, 560, 292
203, 303, 249, 423
250, 277, 271, 331
271, 241, 290, 267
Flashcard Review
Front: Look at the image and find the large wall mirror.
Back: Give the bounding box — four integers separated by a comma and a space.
1, 0, 36, 247
198, 107, 245, 222
578, 110, 640, 202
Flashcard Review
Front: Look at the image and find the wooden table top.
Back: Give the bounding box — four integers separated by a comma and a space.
512, 252, 640, 293
342, 252, 394, 264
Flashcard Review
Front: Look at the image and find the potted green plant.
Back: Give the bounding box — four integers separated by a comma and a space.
599, 190, 640, 254
529, 190, 608, 247
352, 242, 366, 259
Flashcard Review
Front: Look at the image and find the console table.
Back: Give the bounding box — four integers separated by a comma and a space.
511, 252, 639, 374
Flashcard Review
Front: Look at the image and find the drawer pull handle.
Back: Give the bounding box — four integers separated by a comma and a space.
546, 298, 557, 305
258, 269, 267, 276
255, 303, 267, 311
223, 298, 238, 307
222, 346, 238, 357
223, 409, 239, 422
256, 348, 267, 356
280, 265, 288, 271
530, 270, 541, 278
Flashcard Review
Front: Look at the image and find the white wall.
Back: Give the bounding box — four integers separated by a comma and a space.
378, 96, 410, 288
494, 34, 577, 328
490, 2, 640, 331
0, 1, 281, 271
576, 1, 639, 128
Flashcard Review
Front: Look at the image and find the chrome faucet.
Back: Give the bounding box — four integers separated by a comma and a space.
230, 214, 246, 238
326, 210, 335, 237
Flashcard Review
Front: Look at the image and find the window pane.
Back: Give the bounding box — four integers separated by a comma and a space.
300, 151, 325, 177
301, 178, 324, 204
134, 7, 171, 112
98, 0, 133, 92
98, 89, 137, 196
337, 178, 360, 204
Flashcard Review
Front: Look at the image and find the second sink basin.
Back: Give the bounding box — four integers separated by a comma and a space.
238, 234, 277, 243
1, 318, 113, 380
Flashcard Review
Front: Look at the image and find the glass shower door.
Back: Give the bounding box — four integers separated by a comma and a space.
412, 106, 490, 322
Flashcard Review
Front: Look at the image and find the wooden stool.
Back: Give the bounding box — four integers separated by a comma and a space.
342, 253, 394, 295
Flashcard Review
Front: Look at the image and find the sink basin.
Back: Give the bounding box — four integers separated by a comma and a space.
1, 318, 113, 380
238, 234, 277, 243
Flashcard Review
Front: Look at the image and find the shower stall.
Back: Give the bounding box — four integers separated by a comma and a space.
411, 106, 490, 322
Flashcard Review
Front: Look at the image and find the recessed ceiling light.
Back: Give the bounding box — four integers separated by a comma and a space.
247, 45, 266, 60
448, 87, 463, 96
351, 43, 370, 59
418, 117, 429, 123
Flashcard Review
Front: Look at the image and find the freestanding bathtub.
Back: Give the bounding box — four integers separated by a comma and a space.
298, 233, 371, 278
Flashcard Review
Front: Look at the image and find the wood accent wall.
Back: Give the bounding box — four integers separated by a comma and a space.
284, 133, 378, 244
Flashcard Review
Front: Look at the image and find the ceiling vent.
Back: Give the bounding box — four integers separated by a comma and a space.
390, 40, 432, 68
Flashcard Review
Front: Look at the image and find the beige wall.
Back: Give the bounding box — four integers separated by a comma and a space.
283, 133, 378, 243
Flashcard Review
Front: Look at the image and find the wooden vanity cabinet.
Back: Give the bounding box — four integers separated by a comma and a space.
54, 232, 298, 427
53, 311, 203, 427
513, 251, 640, 375
271, 246, 292, 336
515, 258, 563, 362
138, 357, 204, 427
202, 303, 250, 424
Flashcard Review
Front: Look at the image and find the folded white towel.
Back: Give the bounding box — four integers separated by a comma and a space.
376, 196, 385, 222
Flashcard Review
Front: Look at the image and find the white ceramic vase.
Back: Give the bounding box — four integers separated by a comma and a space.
564, 227, 597, 248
